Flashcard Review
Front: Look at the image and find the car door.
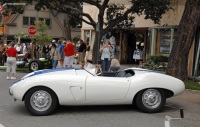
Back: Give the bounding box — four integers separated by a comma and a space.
86, 76, 130, 101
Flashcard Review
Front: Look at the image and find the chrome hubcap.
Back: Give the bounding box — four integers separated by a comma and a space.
31, 62, 38, 71
30, 90, 52, 112
142, 89, 161, 109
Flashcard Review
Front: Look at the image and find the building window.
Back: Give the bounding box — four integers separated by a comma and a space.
159, 29, 171, 54
30, 17, 36, 25
39, 18, 51, 27
45, 19, 51, 27
23, 17, 29, 25
39, 18, 44, 21
23, 17, 36, 26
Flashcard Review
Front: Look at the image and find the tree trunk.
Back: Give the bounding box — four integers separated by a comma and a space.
92, 30, 102, 64
167, 0, 200, 81
65, 14, 72, 40
92, 14, 104, 64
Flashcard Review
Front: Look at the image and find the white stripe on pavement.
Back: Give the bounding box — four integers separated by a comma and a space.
0, 124, 5, 127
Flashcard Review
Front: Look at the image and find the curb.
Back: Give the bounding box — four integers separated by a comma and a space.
185, 89, 200, 92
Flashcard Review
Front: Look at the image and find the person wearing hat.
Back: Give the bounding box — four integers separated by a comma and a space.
6, 42, 18, 80
50, 43, 60, 69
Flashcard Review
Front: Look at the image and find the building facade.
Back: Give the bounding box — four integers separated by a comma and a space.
0, 3, 80, 43
81, 0, 199, 76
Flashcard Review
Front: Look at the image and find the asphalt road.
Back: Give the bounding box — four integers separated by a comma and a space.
0, 71, 200, 127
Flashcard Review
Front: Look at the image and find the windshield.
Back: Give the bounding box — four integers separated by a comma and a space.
84, 62, 97, 76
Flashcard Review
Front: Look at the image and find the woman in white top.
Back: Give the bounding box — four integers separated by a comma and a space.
50, 43, 60, 69
99, 41, 112, 72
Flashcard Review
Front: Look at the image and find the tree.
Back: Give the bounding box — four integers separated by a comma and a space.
34, 20, 52, 46
10, 0, 171, 64
166, 0, 200, 81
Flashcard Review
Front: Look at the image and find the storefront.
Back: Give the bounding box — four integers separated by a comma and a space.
149, 25, 178, 56
81, 28, 149, 65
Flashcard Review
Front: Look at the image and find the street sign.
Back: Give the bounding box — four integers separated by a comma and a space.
28, 26, 36, 35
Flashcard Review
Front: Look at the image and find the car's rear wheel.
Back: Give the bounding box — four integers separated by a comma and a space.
136, 89, 166, 113
29, 60, 42, 72
24, 87, 58, 116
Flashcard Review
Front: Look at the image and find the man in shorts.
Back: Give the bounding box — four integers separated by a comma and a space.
63, 40, 75, 68
78, 39, 86, 68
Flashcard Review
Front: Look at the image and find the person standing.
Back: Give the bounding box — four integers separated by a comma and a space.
6, 42, 18, 80
34, 43, 40, 59
85, 42, 90, 62
50, 43, 60, 69
58, 41, 65, 68
43, 42, 50, 58
2, 43, 8, 66
63, 40, 75, 68
99, 41, 112, 72
0, 41, 5, 66
14, 42, 22, 54
78, 39, 86, 68
26, 43, 32, 59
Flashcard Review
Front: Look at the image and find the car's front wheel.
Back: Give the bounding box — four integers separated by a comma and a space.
136, 89, 166, 113
24, 87, 58, 116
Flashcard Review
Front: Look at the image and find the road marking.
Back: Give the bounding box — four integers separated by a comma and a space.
0, 124, 5, 127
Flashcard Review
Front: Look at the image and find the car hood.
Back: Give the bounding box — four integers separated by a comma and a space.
22, 68, 77, 79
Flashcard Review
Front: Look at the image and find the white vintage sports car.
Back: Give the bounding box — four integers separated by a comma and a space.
9, 63, 185, 116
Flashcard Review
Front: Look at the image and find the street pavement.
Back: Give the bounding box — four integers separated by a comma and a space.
0, 68, 200, 127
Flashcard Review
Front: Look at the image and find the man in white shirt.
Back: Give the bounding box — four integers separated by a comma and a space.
14, 42, 22, 54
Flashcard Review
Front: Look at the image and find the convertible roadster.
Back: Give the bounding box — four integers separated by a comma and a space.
9, 63, 185, 116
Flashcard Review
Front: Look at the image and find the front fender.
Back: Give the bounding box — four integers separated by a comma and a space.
10, 74, 87, 105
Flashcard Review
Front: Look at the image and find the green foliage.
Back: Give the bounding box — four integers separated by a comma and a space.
130, 0, 171, 24
144, 55, 169, 72
106, 3, 134, 27
15, 32, 30, 39
0, 0, 25, 16
34, 33, 52, 45
34, 20, 48, 33
185, 81, 200, 91
34, 20, 52, 45
72, 35, 81, 43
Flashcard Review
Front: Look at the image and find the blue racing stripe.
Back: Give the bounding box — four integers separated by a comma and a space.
28, 68, 76, 78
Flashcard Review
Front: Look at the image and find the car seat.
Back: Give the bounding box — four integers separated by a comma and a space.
124, 73, 132, 77
115, 71, 126, 77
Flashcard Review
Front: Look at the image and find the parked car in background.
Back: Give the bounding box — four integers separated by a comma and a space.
16, 54, 52, 72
